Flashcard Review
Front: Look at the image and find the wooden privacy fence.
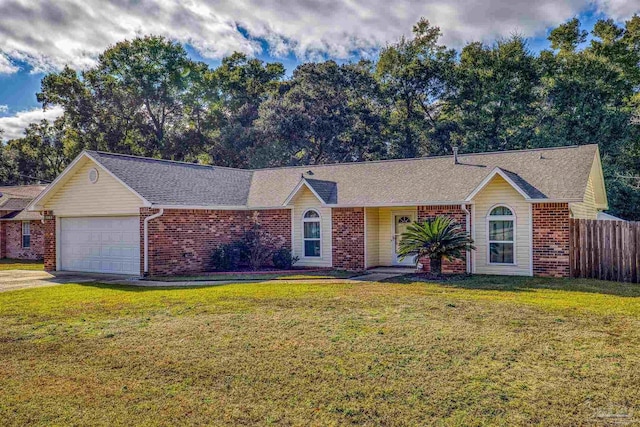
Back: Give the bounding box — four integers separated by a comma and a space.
570, 219, 640, 283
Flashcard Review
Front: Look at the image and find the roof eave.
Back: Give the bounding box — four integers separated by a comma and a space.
27, 150, 152, 212
282, 178, 328, 206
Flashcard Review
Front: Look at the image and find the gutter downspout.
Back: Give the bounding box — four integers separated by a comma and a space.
461, 204, 471, 274
143, 208, 164, 276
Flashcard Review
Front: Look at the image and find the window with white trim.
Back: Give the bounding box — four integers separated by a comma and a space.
487, 206, 515, 264
22, 221, 31, 249
303, 210, 321, 257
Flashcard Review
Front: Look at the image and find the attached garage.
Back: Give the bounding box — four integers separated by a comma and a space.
59, 217, 140, 275
27, 152, 149, 275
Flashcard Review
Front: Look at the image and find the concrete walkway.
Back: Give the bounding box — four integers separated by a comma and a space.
0, 270, 137, 292
349, 267, 415, 282
131, 267, 414, 287
0, 267, 414, 291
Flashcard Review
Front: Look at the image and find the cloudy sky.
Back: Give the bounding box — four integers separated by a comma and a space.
0, 0, 638, 140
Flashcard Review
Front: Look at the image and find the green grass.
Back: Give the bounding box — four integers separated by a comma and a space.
147, 269, 359, 282
0, 259, 43, 271
1, 276, 639, 426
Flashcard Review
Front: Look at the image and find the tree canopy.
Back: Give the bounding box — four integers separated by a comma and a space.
2, 17, 640, 219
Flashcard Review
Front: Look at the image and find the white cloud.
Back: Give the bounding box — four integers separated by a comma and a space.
595, 0, 640, 21
0, 105, 8, 113
0, 0, 630, 75
0, 53, 18, 74
0, 106, 64, 141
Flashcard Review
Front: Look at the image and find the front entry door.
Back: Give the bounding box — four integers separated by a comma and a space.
393, 212, 416, 266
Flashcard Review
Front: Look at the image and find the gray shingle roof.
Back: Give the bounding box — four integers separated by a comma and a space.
0, 185, 46, 221
248, 145, 598, 207
0, 185, 46, 199
87, 151, 253, 206
305, 179, 338, 204
85, 145, 598, 208
0, 198, 32, 211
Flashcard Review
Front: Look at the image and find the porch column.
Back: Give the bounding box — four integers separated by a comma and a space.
43, 211, 56, 271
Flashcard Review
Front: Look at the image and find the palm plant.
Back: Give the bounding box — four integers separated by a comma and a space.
397, 216, 475, 275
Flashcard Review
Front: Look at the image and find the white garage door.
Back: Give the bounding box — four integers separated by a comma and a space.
60, 217, 140, 275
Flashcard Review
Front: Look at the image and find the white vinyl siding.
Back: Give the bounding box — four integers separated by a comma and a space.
290, 187, 332, 267
365, 207, 379, 268
473, 175, 531, 276
43, 158, 143, 216
570, 174, 598, 219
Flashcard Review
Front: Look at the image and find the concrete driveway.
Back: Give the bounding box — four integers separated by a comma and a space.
0, 270, 136, 292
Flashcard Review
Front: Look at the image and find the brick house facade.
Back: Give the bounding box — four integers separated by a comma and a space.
0, 220, 45, 261
532, 203, 571, 277
32, 146, 604, 279
331, 208, 365, 270
141, 208, 292, 276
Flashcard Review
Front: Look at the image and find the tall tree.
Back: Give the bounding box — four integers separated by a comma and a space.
6, 117, 72, 183
38, 36, 208, 160
255, 60, 386, 167
376, 18, 456, 157
204, 53, 285, 167
443, 36, 540, 153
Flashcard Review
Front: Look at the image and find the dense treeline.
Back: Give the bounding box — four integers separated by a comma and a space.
1, 17, 639, 219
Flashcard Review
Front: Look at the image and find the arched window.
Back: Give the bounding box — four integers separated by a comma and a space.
487, 205, 515, 264
303, 210, 321, 257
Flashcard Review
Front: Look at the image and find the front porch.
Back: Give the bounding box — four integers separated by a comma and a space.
362, 205, 471, 273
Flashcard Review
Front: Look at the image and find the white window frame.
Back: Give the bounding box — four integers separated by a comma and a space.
486, 204, 516, 265
22, 221, 31, 249
302, 209, 322, 258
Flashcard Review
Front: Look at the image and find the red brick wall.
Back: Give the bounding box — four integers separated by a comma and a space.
142, 208, 292, 276
532, 203, 570, 278
331, 207, 365, 270
43, 212, 56, 271
417, 205, 470, 274
0, 222, 5, 259
3, 220, 45, 260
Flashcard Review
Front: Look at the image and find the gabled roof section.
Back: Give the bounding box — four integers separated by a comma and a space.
0, 185, 46, 220
465, 167, 539, 201
86, 151, 253, 207
305, 179, 338, 204
283, 177, 337, 206
28, 151, 150, 211
590, 147, 608, 209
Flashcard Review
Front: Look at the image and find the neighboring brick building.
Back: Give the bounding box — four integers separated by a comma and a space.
0, 185, 47, 261
28, 145, 606, 277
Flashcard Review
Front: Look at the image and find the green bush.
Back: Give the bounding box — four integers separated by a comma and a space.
272, 248, 299, 270
211, 242, 246, 271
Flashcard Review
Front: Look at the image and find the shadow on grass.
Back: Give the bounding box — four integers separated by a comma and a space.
382, 274, 640, 297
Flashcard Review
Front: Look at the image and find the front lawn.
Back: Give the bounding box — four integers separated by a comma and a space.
0, 259, 44, 271
0, 276, 638, 425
